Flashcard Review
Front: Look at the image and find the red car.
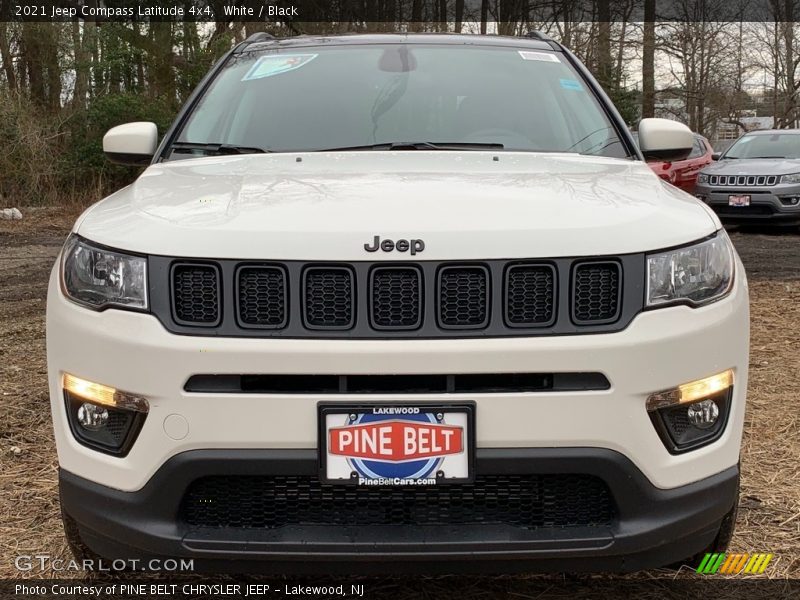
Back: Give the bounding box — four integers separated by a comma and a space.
634, 133, 714, 193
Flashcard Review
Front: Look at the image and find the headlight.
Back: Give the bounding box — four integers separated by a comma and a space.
646, 231, 734, 308
781, 173, 800, 184
61, 235, 148, 310
697, 173, 709, 184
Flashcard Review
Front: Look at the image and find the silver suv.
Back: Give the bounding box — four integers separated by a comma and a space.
695, 129, 800, 223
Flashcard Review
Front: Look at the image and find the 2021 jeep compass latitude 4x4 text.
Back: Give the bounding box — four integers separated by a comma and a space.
48, 33, 748, 573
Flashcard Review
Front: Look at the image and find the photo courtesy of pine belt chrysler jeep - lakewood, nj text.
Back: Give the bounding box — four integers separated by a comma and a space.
47, 33, 748, 573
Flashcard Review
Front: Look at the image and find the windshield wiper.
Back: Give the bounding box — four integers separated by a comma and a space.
170, 142, 269, 155
317, 142, 504, 152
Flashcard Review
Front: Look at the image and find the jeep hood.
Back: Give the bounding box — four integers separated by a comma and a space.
76, 152, 718, 260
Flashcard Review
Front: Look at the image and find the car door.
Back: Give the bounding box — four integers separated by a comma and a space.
675, 137, 707, 192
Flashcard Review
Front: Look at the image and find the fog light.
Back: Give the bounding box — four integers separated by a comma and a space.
687, 399, 719, 429
76, 402, 109, 431
62, 373, 148, 457
647, 370, 733, 454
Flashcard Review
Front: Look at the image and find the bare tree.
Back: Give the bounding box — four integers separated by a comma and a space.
657, 1, 742, 135
641, 0, 655, 118
750, 2, 800, 128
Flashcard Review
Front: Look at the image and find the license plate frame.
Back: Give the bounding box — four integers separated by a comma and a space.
729, 194, 751, 207
318, 402, 475, 486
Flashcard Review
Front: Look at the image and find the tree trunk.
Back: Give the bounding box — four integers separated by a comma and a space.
150, 22, 177, 107
455, 0, 464, 33
641, 0, 656, 118
773, 21, 779, 126
595, 0, 612, 92
615, 19, 628, 88
71, 22, 90, 109
410, 0, 422, 32
782, 5, 796, 127
0, 23, 16, 91
20, 24, 46, 106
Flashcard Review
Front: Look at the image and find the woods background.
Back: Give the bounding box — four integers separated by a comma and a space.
2, 0, 800, 206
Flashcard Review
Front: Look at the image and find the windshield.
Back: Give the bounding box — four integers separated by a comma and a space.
172, 43, 631, 158
723, 133, 800, 159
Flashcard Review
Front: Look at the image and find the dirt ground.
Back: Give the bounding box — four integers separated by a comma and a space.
1, 209, 798, 592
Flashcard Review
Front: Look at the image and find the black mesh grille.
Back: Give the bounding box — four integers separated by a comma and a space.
573, 263, 620, 323
506, 265, 556, 326
172, 264, 220, 325
104, 411, 132, 444
663, 404, 692, 437
371, 267, 422, 329
439, 267, 489, 328
304, 268, 354, 329
237, 267, 286, 328
181, 474, 615, 530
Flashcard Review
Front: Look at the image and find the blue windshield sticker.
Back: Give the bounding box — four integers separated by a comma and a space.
560, 78, 583, 91
242, 54, 318, 81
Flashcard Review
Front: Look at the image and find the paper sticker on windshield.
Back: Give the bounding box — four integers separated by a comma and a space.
242, 54, 318, 81
560, 78, 583, 91
518, 50, 560, 63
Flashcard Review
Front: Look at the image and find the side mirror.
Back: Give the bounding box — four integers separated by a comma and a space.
712, 153, 721, 161
103, 122, 158, 166
637, 118, 693, 162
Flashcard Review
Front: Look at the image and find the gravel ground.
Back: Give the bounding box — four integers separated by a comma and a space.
0, 210, 798, 595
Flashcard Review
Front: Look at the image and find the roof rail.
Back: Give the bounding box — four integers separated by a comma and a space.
524, 30, 553, 42
245, 32, 276, 43
523, 30, 562, 51
234, 31, 277, 53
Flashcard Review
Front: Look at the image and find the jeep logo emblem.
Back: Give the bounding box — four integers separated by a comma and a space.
364, 235, 425, 255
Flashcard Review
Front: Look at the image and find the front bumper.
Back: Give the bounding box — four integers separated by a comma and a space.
47, 258, 749, 493
60, 448, 740, 573
695, 182, 800, 222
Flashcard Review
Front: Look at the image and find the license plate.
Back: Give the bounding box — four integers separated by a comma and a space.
729, 195, 751, 206
319, 403, 474, 486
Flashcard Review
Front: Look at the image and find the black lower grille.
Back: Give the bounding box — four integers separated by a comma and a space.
370, 267, 422, 329
572, 262, 621, 323
171, 264, 220, 325
438, 266, 489, 328
181, 474, 615, 530
506, 264, 556, 326
237, 266, 286, 328
303, 267, 354, 329
715, 204, 775, 216
184, 372, 611, 394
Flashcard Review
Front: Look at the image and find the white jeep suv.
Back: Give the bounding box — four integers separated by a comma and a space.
48, 33, 748, 573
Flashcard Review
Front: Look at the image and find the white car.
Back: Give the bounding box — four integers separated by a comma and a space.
48, 32, 748, 573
